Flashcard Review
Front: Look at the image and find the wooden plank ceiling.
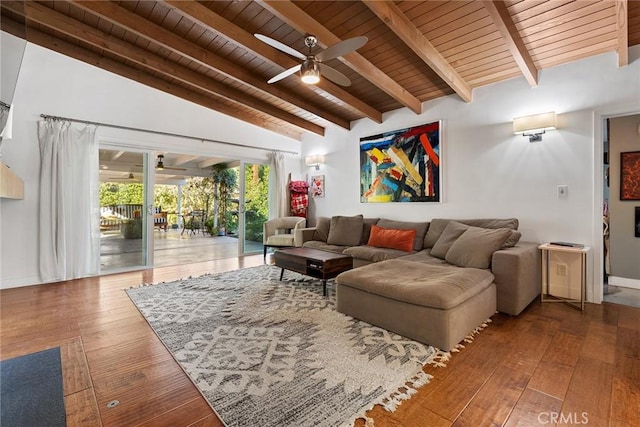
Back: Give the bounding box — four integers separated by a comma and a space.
1, 1, 637, 141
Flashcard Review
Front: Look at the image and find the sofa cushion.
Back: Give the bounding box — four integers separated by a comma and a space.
336, 259, 495, 310
445, 227, 512, 269
361, 218, 380, 244
266, 234, 294, 246
367, 225, 416, 252
313, 217, 331, 242
424, 218, 519, 248
344, 245, 413, 263
327, 215, 364, 246
398, 249, 449, 266
302, 240, 349, 254
430, 221, 469, 259
376, 219, 429, 251
503, 230, 522, 248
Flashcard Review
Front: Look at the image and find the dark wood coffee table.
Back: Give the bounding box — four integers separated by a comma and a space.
273, 247, 353, 296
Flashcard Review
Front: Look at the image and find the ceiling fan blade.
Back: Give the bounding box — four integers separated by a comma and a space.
255, 34, 306, 60
267, 64, 301, 84
316, 36, 368, 62
318, 63, 351, 87
164, 166, 187, 171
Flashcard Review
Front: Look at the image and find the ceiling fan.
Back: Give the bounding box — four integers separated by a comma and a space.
156, 154, 187, 171
254, 34, 368, 87
137, 155, 188, 171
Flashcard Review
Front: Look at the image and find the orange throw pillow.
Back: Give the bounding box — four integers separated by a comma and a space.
367, 225, 416, 252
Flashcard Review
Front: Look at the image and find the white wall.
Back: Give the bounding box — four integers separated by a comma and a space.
302, 46, 640, 303
0, 39, 302, 288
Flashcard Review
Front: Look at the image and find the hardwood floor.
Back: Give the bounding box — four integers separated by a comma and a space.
1, 257, 638, 427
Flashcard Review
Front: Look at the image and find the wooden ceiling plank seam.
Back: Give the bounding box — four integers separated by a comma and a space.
258, 0, 423, 114
15, 22, 303, 140
617, 0, 629, 66
430, 15, 495, 47
531, 36, 618, 62
443, 36, 509, 63
457, 55, 518, 75
524, 20, 617, 53
506, 0, 553, 16
435, 23, 501, 54
362, 0, 472, 103
440, 32, 505, 60
527, 28, 617, 58
455, 51, 515, 74
408, 1, 478, 30
468, 69, 523, 87
483, 1, 538, 86
13, 1, 324, 136
521, 8, 617, 45
69, 0, 348, 131
534, 40, 617, 69
161, 0, 368, 127
515, 1, 609, 35
510, 0, 582, 24
418, 7, 489, 42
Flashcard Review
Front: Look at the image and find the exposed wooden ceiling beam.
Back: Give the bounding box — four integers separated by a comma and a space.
162, 0, 381, 125
70, 0, 340, 132
258, 0, 423, 115
482, 1, 538, 87
362, 0, 473, 103
1, 18, 302, 141
6, 1, 325, 137
616, 0, 629, 66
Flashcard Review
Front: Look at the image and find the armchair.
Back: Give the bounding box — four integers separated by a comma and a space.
263, 216, 307, 258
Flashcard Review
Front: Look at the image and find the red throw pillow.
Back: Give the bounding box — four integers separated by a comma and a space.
367, 225, 416, 252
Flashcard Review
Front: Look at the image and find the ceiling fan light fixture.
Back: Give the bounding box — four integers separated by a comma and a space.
156, 154, 165, 170
300, 59, 320, 85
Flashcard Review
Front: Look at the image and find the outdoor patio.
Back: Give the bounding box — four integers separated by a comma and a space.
100, 228, 263, 271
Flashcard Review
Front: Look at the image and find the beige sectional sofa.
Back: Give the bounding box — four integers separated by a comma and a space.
294, 215, 541, 351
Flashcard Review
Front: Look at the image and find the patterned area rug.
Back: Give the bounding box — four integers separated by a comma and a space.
126, 265, 459, 427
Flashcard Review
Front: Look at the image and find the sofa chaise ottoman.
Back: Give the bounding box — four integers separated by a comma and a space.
336, 259, 496, 351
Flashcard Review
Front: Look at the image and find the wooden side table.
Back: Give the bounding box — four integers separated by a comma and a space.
539, 243, 590, 310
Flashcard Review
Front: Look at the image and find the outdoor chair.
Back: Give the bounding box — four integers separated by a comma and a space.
263, 216, 306, 258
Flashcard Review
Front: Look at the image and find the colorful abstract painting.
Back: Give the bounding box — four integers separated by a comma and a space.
360, 121, 441, 203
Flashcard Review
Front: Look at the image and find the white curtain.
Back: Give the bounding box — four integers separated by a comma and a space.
38, 119, 100, 282
268, 150, 287, 218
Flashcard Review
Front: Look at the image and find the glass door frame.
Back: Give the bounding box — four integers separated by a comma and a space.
98, 143, 156, 272
238, 160, 270, 256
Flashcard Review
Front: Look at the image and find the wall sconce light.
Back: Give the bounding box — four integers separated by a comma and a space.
513, 112, 557, 142
305, 154, 325, 170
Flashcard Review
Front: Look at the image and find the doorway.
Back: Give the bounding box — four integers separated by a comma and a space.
601, 114, 640, 308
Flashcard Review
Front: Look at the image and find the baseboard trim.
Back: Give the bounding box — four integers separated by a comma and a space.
608, 276, 640, 290
0, 275, 45, 289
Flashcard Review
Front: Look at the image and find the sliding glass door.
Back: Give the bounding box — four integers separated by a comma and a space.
98, 149, 151, 272
238, 161, 270, 255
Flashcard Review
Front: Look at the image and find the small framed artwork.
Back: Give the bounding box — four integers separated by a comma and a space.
636, 207, 640, 238
311, 175, 324, 198
620, 151, 640, 200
